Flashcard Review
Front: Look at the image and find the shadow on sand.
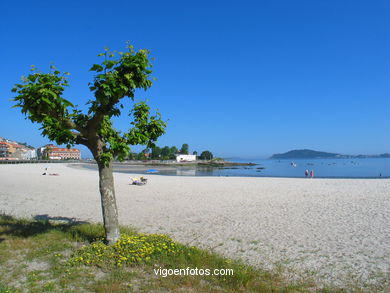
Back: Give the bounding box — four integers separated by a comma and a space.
0, 213, 103, 243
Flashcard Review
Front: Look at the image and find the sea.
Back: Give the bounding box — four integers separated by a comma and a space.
100, 158, 390, 178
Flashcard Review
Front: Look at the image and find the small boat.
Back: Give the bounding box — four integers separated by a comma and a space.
290, 162, 297, 167
146, 169, 159, 174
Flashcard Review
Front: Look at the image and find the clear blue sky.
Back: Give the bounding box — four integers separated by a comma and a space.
1, 0, 389, 158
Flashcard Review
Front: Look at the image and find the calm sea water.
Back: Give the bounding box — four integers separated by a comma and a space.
101, 158, 390, 178
225, 158, 390, 178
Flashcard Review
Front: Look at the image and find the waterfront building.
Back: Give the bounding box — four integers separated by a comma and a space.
0, 142, 10, 158
175, 154, 197, 162
42, 144, 81, 160
0, 141, 36, 160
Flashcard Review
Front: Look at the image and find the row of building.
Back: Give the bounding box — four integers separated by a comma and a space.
37, 144, 81, 160
0, 139, 36, 160
0, 137, 81, 160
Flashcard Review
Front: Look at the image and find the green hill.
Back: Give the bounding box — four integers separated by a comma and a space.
270, 149, 341, 159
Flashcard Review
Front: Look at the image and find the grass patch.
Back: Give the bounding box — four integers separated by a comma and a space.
0, 282, 16, 293
0, 214, 383, 292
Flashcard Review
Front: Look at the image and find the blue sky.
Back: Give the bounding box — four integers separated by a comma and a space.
1, 0, 389, 158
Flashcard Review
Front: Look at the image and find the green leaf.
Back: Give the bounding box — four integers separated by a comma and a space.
103, 60, 117, 69
90, 64, 104, 72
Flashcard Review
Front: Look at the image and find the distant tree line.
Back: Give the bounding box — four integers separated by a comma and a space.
125, 143, 213, 161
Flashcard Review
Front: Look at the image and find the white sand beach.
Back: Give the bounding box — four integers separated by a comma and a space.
0, 163, 389, 287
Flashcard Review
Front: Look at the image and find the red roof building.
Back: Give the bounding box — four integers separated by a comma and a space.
44, 145, 81, 160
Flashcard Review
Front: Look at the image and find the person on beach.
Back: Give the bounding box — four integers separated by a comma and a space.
42, 167, 48, 175
310, 170, 314, 178
305, 169, 309, 177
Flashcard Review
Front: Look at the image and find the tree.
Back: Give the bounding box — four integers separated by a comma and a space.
193, 151, 198, 156
200, 150, 213, 160
12, 44, 166, 244
136, 152, 147, 160
180, 143, 189, 154
169, 146, 178, 159
127, 152, 137, 160
161, 146, 171, 159
151, 146, 161, 159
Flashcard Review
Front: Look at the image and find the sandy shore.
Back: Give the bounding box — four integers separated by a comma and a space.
0, 163, 389, 288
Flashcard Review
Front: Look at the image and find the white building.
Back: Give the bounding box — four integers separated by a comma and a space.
175, 154, 196, 162
20, 148, 37, 160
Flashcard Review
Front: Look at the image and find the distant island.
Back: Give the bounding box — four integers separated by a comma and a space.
270, 149, 390, 159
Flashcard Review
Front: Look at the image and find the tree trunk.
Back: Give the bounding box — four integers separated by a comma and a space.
97, 161, 120, 245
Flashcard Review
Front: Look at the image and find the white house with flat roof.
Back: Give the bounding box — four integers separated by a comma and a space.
175, 154, 196, 162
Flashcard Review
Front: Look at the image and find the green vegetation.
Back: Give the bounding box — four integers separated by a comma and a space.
69, 233, 177, 267
200, 150, 214, 160
12, 44, 166, 244
180, 143, 189, 155
129, 144, 214, 161
0, 214, 348, 292
126, 145, 180, 160
127, 143, 213, 161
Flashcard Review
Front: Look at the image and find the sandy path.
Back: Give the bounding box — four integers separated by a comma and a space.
0, 163, 389, 287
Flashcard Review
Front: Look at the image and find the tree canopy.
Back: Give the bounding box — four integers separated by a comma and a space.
200, 150, 213, 160
180, 143, 189, 154
12, 45, 166, 165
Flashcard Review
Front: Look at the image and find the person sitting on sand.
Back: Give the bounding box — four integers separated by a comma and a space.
42, 167, 48, 175
42, 167, 59, 176
130, 177, 147, 185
